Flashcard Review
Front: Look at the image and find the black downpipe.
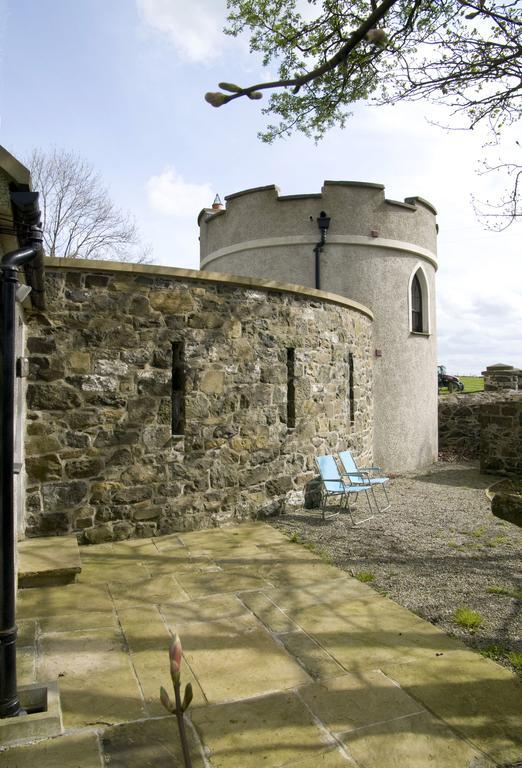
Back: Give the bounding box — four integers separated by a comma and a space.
313, 211, 331, 290
314, 241, 322, 291
0, 240, 41, 719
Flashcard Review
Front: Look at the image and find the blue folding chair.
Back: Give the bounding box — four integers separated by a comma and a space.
315, 454, 374, 525
338, 450, 391, 512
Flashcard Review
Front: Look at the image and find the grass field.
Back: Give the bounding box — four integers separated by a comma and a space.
459, 376, 485, 393
439, 376, 484, 394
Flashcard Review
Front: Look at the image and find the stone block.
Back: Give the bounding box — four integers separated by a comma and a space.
18, 535, 81, 588
112, 485, 153, 504
80, 374, 119, 392
85, 273, 110, 287
42, 480, 89, 510
84, 524, 114, 544
65, 430, 91, 448
26, 454, 62, 483
94, 358, 129, 376
27, 336, 56, 354
266, 475, 293, 495
29, 355, 66, 382
65, 457, 104, 479
27, 382, 81, 410
492, 493, 522, 527
200, 370, 225, 394
0, 682, 62, 750
149, 290, 195, 314
33, 511, 71, 535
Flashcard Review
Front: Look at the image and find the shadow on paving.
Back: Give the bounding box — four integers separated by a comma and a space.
414, 465, 499, 489
5, 522, 522, 767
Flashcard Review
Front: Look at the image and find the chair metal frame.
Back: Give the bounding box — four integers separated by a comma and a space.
337, 450, 391, 512
315, 454, 374, 525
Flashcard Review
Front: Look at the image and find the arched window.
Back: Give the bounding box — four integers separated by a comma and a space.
408, 265, 430, 334
411, 273, 423, 332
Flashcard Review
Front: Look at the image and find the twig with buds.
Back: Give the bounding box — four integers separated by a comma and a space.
160, 635, 194, 768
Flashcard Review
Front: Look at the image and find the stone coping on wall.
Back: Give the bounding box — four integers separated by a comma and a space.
404, 196, 438, 215
43, 256, 374, 320
0, 144, 31, 186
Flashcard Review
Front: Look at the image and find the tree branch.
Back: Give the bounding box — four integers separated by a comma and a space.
206, 0, 399, 107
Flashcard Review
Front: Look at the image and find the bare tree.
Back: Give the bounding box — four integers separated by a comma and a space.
474, 142, 522, 230
27, 148, 152, 262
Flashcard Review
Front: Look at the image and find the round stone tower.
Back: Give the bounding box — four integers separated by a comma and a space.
199, 181, 438, 472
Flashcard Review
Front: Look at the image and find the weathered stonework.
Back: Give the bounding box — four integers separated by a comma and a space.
24, 261, 373, 542
482, 364, 522, 392
439, 391, 520, 461
439, 392, 506, 457
480, 396, 522, 476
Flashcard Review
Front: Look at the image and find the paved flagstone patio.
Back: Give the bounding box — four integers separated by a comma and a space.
2, 522, 521, 767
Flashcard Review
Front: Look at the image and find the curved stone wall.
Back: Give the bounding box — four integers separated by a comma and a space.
24, 259, 373, 542
200, 181, 438, 471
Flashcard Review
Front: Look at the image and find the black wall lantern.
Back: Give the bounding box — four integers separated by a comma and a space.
313, 210, 331, 290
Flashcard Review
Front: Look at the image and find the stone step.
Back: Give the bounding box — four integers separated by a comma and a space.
17, 536, 81, 589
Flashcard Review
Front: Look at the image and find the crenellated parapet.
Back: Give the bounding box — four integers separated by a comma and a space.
200, 181, 437, 273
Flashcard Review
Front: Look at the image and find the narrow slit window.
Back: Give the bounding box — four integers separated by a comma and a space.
348, 352, 355, 424
172, 342, 185, 435
286, 348, 296, 428
411, 273, 423, 332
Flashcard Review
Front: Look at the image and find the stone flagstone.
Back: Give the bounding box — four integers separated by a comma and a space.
340, 711, 495, 768
17, 582, 112, 619
2, 522, 520, 765
176, 614, 310, 703
383, 653, 522, 764
298, 670, 424, 733
191, 691, 334, 768
38, 627, 145, 728
0, 733, 101, 768
161, 593, 249, 626
101, 717, 206, 767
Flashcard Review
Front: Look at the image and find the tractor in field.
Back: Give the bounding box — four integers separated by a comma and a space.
438, 365, 464, 392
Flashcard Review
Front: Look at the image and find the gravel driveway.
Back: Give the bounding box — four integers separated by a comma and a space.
271, 461, 522, 674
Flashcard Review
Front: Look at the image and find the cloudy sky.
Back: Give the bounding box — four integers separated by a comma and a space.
1, 0, 520, 374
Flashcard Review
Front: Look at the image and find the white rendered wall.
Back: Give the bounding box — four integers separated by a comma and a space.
199, 182, 438, 472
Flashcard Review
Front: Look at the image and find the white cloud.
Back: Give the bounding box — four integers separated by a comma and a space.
137, 0, 227, 62
146, 167, 214, 218
437, 286, 522, 374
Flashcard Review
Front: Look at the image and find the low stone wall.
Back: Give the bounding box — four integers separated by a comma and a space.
482, 363, 522, 392
24, 260, 373, 542
480, 397, 522, 476
438, 392, 505, 457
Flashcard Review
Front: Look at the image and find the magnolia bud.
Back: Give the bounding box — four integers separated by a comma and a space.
218, 82, 242, 93
169, 635, 183, 682
366, 28, 387, 45
247, 91, 263, 100
160, 686, 174, 713
182, 682, 194, 712
205, 92, 228, 107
